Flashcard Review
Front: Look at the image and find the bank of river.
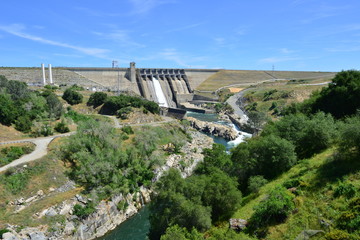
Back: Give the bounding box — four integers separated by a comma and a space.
98, 112, 250, 239
98, 206, 150, 240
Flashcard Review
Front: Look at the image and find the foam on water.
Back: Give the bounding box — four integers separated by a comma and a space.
152, 77, 168, 107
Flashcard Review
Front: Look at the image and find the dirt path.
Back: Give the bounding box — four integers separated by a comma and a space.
0, 116, 176, 173
0, 133, 73, 173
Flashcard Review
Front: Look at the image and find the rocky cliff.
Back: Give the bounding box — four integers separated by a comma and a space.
2, 131, 213, 240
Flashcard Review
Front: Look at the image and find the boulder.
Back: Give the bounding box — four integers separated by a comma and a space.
186, 117, 238, 140
27, 231, 46, 240
2, 232, 20, 240
229, 218, 247, 231
63, 221, 75, 236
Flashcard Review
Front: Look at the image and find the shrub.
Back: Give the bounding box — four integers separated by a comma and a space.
121, 126, 134, 135
14, 115, 32, 133
337, 197, 360, 233
249, 186, 294, 230
62, 88, 83, 105
54, 120, 70, 133
117, 106, 132, 119
73, 203, 95, 219
248, 175, 268, 193
334, 182, 356, 198
117, 200, 129, 211
324, 229, 353, 240
87, 92, 107, 108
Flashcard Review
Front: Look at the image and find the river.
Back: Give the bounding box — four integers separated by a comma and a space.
98, 205, 150, 240
98, 112, 251, 240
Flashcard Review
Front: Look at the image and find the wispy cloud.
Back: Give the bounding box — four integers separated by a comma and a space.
0, 24, 109, 58
159, 48, 206, 68
93, 30, 145, 48
129, 0, 176, 15
280, 48, 296, 54
301, 4, 351, 24
325, 46, 360, 53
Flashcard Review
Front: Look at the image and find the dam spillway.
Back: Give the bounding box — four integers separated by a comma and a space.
134, 65, 194, 108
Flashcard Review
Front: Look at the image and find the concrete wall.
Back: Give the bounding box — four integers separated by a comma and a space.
184, 69, 219, 90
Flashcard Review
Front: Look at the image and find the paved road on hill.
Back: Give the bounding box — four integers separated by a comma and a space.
226, 89, 251, 121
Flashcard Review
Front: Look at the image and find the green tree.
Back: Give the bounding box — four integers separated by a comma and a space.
14, 115, 32, 133
248, 175, 268, 194
87, 92, 107, 108
196, 144, 232, 174
310, 70, 360, 118
62, 88, 83, 105
249, 186, 295, 234
231, 135, 297, 187
262, 112, 337, 159
6, 80, 29, 101
46, 93, 63, 119
0, 94, 18, 126
160, 225, 203, 240
202, 169, 242, 222
339, 115, 360, 157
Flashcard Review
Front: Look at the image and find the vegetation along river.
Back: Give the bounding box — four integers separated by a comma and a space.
98, 112, 250, 239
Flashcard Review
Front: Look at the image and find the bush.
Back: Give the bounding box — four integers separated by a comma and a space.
121, 126, 134, 135
231, 135, 297, 187
116, 200, 129, 211
337, 197, 360, 232
249, 186, 294, 231
87, 92, 107, 108
324, 229, 353, 240
73, 203, 95, 219
14, 115, 32, 133
62, 88, 83, 105
117, 106, 132, 119
54, 120, 70, 133
248, 175, 268, 193
334, 182, 356, 198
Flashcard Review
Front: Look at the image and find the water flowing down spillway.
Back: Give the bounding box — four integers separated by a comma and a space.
152, 77, 169, 108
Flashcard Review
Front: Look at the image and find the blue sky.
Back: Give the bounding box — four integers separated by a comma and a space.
0, 0, 359, 71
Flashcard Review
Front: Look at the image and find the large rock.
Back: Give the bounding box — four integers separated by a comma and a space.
27, 231, 47, 240
186, 117, 238, 140
2, 232, 20, 240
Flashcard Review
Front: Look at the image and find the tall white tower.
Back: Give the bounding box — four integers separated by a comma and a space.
48, 64, 53, 84
41, 63, 46, 85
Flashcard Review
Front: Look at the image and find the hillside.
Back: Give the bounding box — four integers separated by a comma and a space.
196, 70, 335, 92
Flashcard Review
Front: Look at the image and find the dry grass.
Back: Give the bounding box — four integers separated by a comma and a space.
0, 125, 27, 142
196, 70, 335, 92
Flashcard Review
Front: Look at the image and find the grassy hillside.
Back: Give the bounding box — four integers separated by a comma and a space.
196, 70, 335, 92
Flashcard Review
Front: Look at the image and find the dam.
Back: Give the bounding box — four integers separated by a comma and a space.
0, 64, 336, 109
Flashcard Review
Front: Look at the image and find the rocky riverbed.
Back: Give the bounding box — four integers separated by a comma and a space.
186, 116, 239, 141
2, 130, 213, 240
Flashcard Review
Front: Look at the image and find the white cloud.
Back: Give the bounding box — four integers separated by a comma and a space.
0, 24, 109, 58
159, 48, 206, 68
280, 48, 296, 54
93, 30, 145, 48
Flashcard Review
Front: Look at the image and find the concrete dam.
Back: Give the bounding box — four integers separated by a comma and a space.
0, 63, 335, 109
0, 63, 218, 108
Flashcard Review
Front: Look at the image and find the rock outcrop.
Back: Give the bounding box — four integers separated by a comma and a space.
2, 130, 213, 240
186, 117, 238, 140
